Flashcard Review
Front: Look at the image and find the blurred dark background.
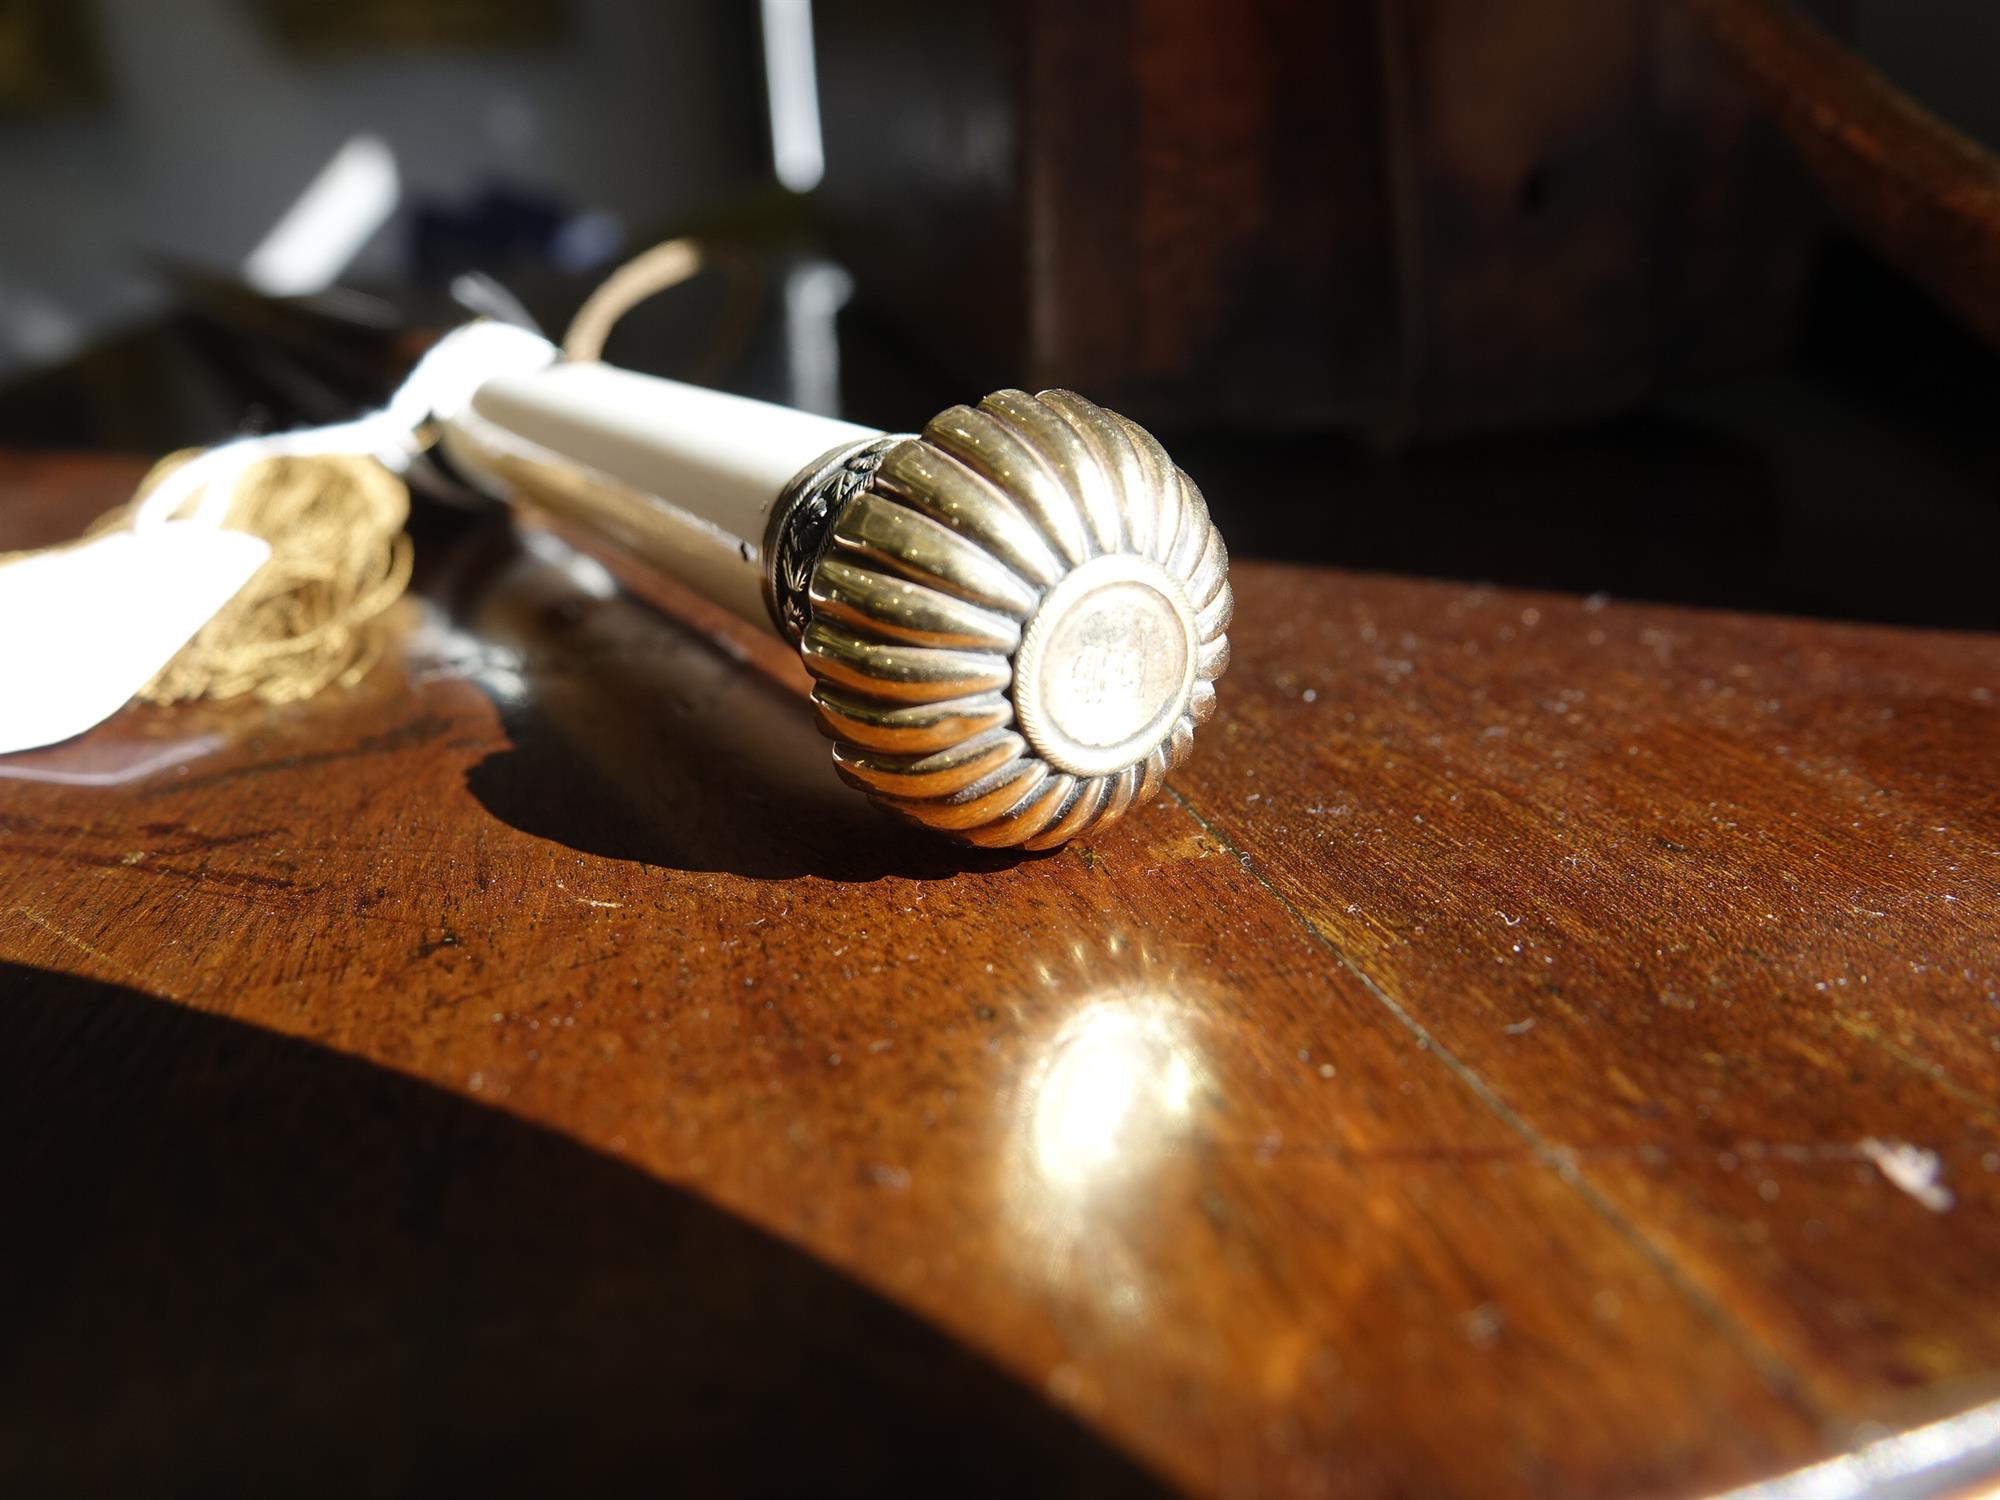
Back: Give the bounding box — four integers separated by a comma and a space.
1, 0, 1997, 629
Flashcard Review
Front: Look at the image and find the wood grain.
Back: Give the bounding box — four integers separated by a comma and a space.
2, 453, 1996, 1497
816, 0, 1829, 435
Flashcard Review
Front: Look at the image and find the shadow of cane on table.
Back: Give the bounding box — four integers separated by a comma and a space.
432, 513, 1038, 884
0, 961, 1170, 1498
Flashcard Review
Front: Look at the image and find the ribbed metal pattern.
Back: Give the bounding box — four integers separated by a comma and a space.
802, 389, 1232, 848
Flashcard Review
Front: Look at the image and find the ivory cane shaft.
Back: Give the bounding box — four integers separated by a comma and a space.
440, 362, 880, 635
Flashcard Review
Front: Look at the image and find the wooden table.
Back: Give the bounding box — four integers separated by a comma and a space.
3, 451, 1996, 1498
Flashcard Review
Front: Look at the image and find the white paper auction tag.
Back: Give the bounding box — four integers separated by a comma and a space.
0, 522, 270, 755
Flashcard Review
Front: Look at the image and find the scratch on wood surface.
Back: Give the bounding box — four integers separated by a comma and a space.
1240, 1137, 2000, 1174
11, 904, 162, 996
1161, 784, 1819, 1418
0, 814, 306, 906
554, 879, 623, 909
1830, 1013, 2000, 1123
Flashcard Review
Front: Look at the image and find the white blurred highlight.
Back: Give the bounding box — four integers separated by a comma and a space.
243, 135, 401, 296
760, 0, 825, 193
1028, 997, 1198, 1196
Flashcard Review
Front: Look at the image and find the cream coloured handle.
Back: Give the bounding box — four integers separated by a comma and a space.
439, 361, 878, 633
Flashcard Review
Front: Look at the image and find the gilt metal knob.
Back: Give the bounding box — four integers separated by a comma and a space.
765, 389, 1233, 848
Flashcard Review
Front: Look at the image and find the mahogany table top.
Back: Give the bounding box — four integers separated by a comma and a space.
3, 450, 1996, 1497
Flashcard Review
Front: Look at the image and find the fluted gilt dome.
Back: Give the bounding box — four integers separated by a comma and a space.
797, 389, 1231, 848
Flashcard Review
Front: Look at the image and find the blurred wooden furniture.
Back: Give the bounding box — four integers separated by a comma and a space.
816, 0, 1838, 435
2, 451, 1997, 1497
1691, 0, 2000, 351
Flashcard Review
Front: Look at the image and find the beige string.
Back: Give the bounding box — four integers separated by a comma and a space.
6, 237, 711, 710
38, 449, 415, 706
144, 451, 413, 704
562, 237, 704, 362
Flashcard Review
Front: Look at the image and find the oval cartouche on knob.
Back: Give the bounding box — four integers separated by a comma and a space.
769, 389, 1233, 849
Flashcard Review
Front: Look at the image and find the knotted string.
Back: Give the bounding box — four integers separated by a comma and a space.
0, 320, 556, 706
1, 239, 706, 713
121, 450, 412, 705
